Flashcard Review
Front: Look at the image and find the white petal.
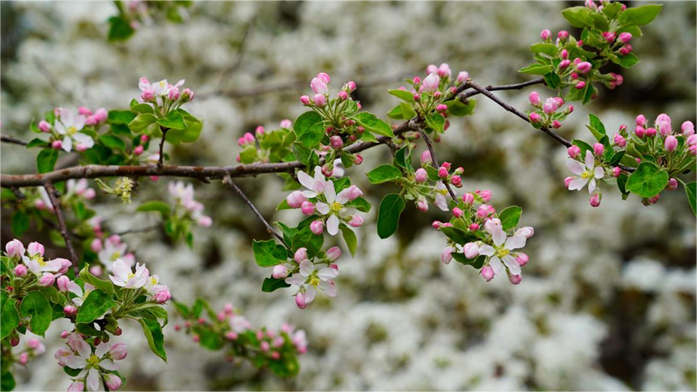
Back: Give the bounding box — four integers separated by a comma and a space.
505, 235, 526, 250
335, 189, 350, 204
86, 369, 100, 391
327, 215, 340, 236
100, 359, 119, 371
568, 177, 588, 191
301, 190, 317, 198
478, 245, 495, 257
73, 133, 94, 148
285, 275, 305, 287
491, 228, 507, 247
317, 267, 339, 281
73, 115, 86, 131
297, 170, 315, 191
435, 194, 449, 211
588, 178, 596, 194
594, 166, 605, 179
324, 180, 336, 203
584, 150, 595, 169
316, 202, 330, 215
62, 136, 72, 152
95, 342, 109, 357
299, 260, 315, 276
304, 286, 316, 303
112, 259, 131, 281
503, 255, 521, 275
489, 257, 503, 276
64, 355, 86, 369
567, 160, 585, 176
319, 280, 336, 297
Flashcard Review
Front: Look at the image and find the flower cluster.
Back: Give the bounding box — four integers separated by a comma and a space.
55, 332, 127, 391
5, 239, 72, 288
236, 120, 294, 164
137, 78, 193, 113
37, 107, 107, 153
527, 92, 574, 129
566, 113, 695, 207
434, 191, 533, 284
281, 246, 341, 309
13, 337, 46, 367
168, 181, 213, 228
286, 167, 364, 236
172, 299, 307, 377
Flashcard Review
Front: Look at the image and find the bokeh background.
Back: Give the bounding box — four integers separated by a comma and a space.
1, 1, 696, 390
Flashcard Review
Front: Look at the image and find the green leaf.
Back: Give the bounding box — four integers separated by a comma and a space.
619, 4, 662, 26
394, 146, 412, 171
26, 138, 49, 149
366, 164, 402, 184
107, 16, 136, 41
1, 296, 19, 340
572, 139, 594, 157
425, 113, 445, 133
440, 227, 478, 245
588, 114, 606, 136
400, 102, 417, 120
388, 89, 415, 103
99, 135, 126, 151
377, 194, 405, 239
293, 111, 325, 149
530, 43, 558, 56
353, 112, 394, 138
19, 291, 52, 336
252, 240, 287, 267
136, 201, 171, 218
108, 110, 137, 125
452, 254, 486, 269
291, 227, 323, 258
37, 148, 58, 173
128, 114, 157, 133
498, 206, 522, 231
387, 105, 404, 120
130, 102, 155, 114
11, 211, 29, 237
445, 99, 476, 117
157, 111, 187, 130
339, 225, 358, 257
626, 162, 669, 198
617, 53, 639, 69
685, 182, 696, 216
168, 110, 203, 143
518, 64, 553, 75
262, 277, 290, 293
1, 369, 16, 392
346, 197, 371, 213
76, 290, 116, 325
561, 6, 594, 28
136, 316, 167, 362
79, 265, 115, 296
239, 145, 257, 164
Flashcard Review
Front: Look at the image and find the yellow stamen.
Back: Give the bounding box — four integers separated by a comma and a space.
495, 248, 510, 258
67, 126, 78, 136
309, 276, 320, 287
87, 354, 100, 367
330, 202, 343, 212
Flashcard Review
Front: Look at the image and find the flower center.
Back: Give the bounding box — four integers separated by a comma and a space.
111, 252, 121, 261
495, 248, 510, 258
149, 277, 158, 286
330, 202, 343, 212
87, 354, 100, 367
581, 170, 593, 179
127, 272, 135, 281
308, 275, 320, 287
33, 255, 46, 268
67, 126, 78, 136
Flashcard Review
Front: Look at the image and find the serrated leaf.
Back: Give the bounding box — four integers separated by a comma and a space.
619, 4, 662, 26
339, 225, 358, 257
252, 240, 287, 267
354, 112, 394, 138
366, 164, 402, 184
626, 162, 669, 198
20, 291, 52, 336
498, 206, 522, 231
262, 277, 290, 293
37, 148, 58, 174
76, 290, 116, 325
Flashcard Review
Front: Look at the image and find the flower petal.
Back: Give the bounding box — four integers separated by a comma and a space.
317, 267, 339, 281
100, 359, 119, 371
491, 227, 507, 247
327, 215, 340, 236
505, 235, 526, 250
568, 177, 588, 191
478, 245, 495, 257
324, 180, 336, 203
297, 170, 315, 191
588, 178, 596, 194
86, 369, 100, 391
315, 202, 330, 215
584, 150, 595, 169
594, 166, 605, 179
567, 160, 585, 176
336, 189, 350, 204
304, 286, 316, 303
299, 260, 315, 277
503, 255, 521, 275
489, 257, 503, 276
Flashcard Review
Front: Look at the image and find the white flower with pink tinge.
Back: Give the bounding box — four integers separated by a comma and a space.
55, 333, 125, 391
434, 182, 450, 211
477, 220, 526, 278
54, 108, 94, 153
109, 259, 149, 288
297, 166, 329, 198
22, 242, 63, 276
285, 260, 339, 308
567, 150, 605, 194
314, 181, 362, 236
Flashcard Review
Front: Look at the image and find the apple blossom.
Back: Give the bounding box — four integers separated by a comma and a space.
109, 259, 149, 288
567, 150, 605, 194
54, 108, 94, 153
285, 260, 339, 309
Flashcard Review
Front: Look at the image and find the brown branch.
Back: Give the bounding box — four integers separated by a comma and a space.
1, 135, 28, 146
460, 77, 546, 100
43, 181, 79, 274
222, 176, 288, 248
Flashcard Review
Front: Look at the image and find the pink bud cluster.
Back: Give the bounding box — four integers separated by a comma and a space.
528, 92, 573, 129
300, 72, 356, 109
168, 181, 213, 227
138, 77, 193, 112
5, 239, 72, 288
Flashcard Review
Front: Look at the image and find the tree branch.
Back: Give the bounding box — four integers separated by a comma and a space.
1, 135, 28, 146
222, 176, 288, 248
460, 77, 546, 100
413, 122, 458, 201
43, 181, 80, 273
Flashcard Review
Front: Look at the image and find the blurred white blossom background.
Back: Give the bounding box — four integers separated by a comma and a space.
1, 1, 695, 391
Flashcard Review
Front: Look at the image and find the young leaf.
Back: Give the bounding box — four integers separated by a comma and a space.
128, 114, 157, 133
625, 162, 669, 198
617, 53, 640, 69
685, 182, 696, 216
377, 194, 405, 239
1, 296, 19, 340
262, 277, 290, 293
108, 110, 137, 125
19, 291, 52, 336
339, 225, 358, 257
99, 135, 126, 151
518, 64, 553, 75
136, 316, 167, 362
252, 240, 287, 267
293, 111, 325, 148
530, 43, 558, 56
561, 6, 594, 28
498, 206, 523, 231
291, 227, 323, 258
37, 148, 58, 174
79, 265, 115, 296
400, 101, 417, 120
618, 4, 662, 26
388, 89, 415, 103
107, 16, 136, 41
157, 111, 187, 130
366, 164, 402, 184
353, 112, 394, 138
440, 227, 478, 245
75, 290, 116, 325
11, 211, 29, 237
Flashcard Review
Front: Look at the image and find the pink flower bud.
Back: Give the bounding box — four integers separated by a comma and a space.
310, 78, 329, 95
528, 91, 541, 106
64, 305, 77, 316
5, 239, 25, 258
590, 193, 601, 207
192, 335, 200, 343
440, 247, 454, 264
109, 343, 128, 360
300, 95, 311, 105
476, 189, 492, 202
481, 265, 495, 282
67, 382, 84, 392
593, 143, 604, 156
414, 168, 427, 183
52, 140, 63, 150
666, 178, 678, 191
254, 126, 265, 137
346, 81, 357, 91
680, 121, 694, 136
89, 265, 102, 277
688, 134, 697, 146
141, 90, 154, 102
39, 273, 55, 286
38, 120, 51, 133
560, 49, 569, 60
330, 136, 343, 150
154, 290, 171, 304
635, 126, 646, 138
567, 105, 574, 113
464, 242, 479, 259
567, 145, 581, 159
612, 167, 621, 177
462, 193, 474, 205
292, 247, 308, 263
438, 167, 448, 179
450, 175, 462, 187
602, 31, 616, 43
346, 185, 363, 201
182, 88, 194, 101
317, 72, 331, 84
564, 176, 574, 189
648, 194, 660, 204
310, 220, 324, 235
326, 246, 342, 261
508, 274, 522, 285
575, 81, 586, 89
664, 135, 678, 152
295, 292, 307, 309
469, 223, 480, 231
656, 113, 672, 137
558, 59, 571, 70
271, 265, 287, 280
529, 112, 542, 123
558, 30, 569, 41
18, 352, 28, 365
286, 191, 307, 208
225, 331, 238, 340
635, 114, 647, 127
105, 374, 122, 391
452, 207, 464, 218
56, 276, 70, 292
576, 61, 592, 74
14, 264, 27, 277
313, 94, 326, 106
613, 133, 626, 147
540, 29, 551, 41
456, 71, 469, 84
300, 201, 315, 215
618, 32, 632, 43
436, 104, 448, 113
646, 127, 657, 138
422, 73, 440, 93
133, 145, 144, 156
337, 91, 348, 101
552, 120, 562, 129
516, 253, 529, 267
416, 198, 429, 212
420, 150, 432, 166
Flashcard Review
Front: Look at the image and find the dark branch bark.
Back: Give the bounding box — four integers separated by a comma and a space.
44, 181, 80, 273
1, 135, 28, 146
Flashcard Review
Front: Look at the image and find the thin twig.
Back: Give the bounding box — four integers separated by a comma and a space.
461, 77, 546, 100
1, 135, 28, 146
158, 127, 169, 169
222, 176, 289, 248
413, 122, 458, 201
44, 181, 79, 274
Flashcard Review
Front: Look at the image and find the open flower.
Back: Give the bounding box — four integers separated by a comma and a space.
477, 222, 526, 279
314, 182, 362, 236
54, 108, 94, 153
285, 260, 339, 308
22, 242, 64, 277
98, 237, 130, 267
109, 259, 149, 288
56, 333, 124, 391
434, 182, 449, 211
297, 166, 329, 198
567, 150, 605, 194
